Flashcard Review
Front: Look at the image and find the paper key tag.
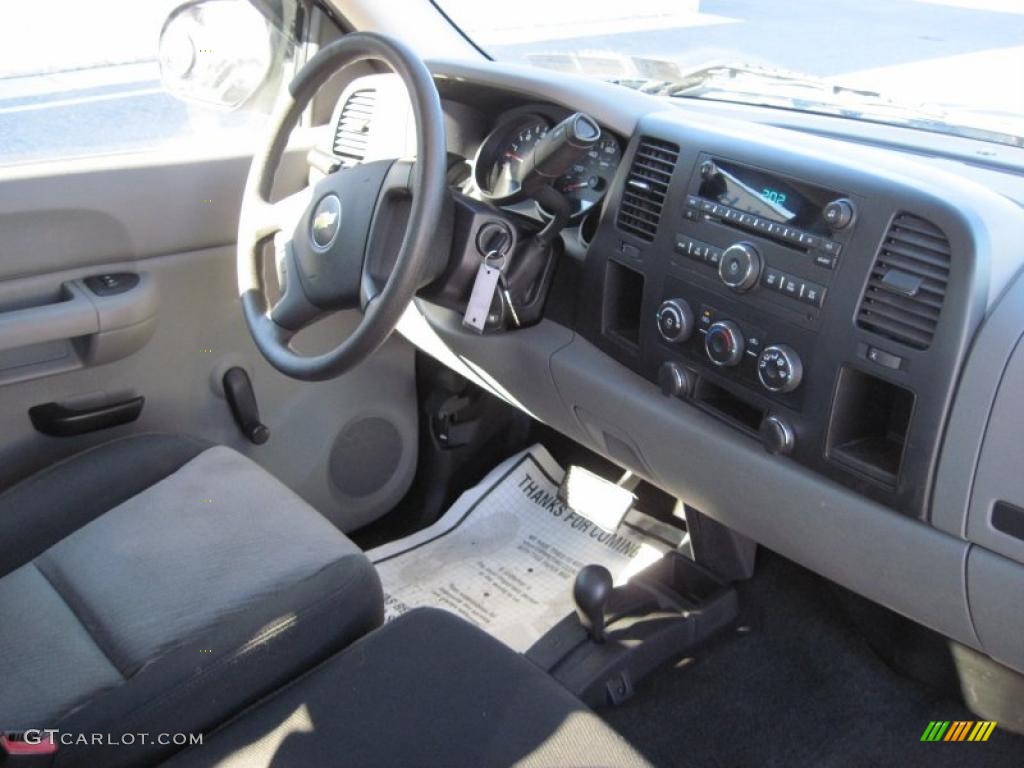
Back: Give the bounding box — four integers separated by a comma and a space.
463, 261, 502, 333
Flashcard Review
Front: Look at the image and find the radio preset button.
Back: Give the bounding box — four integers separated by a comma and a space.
814, 253, 837, 270
762, 268, 783, 290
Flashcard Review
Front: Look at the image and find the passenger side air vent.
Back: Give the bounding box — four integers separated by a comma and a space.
333, 88, 377, 167
856, 213, 951, 350
617, 137, 679, 241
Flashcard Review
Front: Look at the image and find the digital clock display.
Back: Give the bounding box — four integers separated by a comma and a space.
696, 158, 836, 235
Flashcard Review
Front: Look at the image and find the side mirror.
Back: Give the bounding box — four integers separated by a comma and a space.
159, 0, 275, 111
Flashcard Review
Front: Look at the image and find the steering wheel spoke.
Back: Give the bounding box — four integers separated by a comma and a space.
267, 232, 324, 333
249, 187, 315, 242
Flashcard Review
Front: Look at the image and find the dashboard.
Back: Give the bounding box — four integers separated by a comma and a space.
470, 104, 623, 218
321, 62, 1024, 678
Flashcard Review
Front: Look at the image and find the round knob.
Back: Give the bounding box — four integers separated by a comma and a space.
757, 344, 803, 393
718, 243, 762, 292
761, 414, 795, 455
705, 320, 745, 367
699, 160, 718, 179
658, 362, 694, 398
656, 299, 694, 343
823, 198, 855, 230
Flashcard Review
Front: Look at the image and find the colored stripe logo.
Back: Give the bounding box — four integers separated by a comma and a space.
921, 721, 997, 742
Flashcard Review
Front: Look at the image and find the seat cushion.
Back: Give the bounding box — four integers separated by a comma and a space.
165, 608, 652, 768
0, 435, 383, 767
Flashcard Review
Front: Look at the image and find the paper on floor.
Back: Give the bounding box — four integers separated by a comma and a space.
365, 444, 670, 652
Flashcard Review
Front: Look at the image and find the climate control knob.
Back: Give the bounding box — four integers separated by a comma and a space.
757, 344, 803, 393
761, 414, 795, 455
718, 242, 762, 292
656, 299, 694, 343
705, 320, 745, 367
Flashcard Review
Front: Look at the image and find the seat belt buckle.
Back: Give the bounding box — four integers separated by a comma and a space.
1, 732, 57, 767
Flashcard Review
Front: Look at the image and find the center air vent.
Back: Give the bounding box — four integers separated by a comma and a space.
856, 213, 951, 350
333, 88, 377, 167
617, 137, 679, 242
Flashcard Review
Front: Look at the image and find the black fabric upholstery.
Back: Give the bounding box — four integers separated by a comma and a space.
0, 435, 385, 767
55, 557, 384, 768
0, 433, 210, 578
166, 608, 651, 768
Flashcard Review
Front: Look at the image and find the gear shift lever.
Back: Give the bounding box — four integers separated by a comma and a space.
574, 565, 614, 643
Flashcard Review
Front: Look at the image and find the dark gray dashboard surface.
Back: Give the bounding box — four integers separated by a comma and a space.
392, 58, 1024, 673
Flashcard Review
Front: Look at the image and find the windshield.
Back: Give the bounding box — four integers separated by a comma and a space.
435, 0, 1024, 147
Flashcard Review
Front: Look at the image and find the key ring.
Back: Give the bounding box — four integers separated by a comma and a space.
483, 249, 506, 273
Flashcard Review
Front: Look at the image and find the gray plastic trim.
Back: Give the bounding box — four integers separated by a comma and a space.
967, 546, 1024, 674
550, 336, 980, 650
398, 299, 583, 441
962, 334, 1024, 564
933, 267, 1024, 541
0, 282, 98, 353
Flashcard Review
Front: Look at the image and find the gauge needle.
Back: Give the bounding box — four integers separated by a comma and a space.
563, 181, 590, 190
504, 152, 523, 162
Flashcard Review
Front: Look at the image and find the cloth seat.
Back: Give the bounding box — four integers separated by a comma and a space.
165, 607, 652, 768
0, 434, 383, 767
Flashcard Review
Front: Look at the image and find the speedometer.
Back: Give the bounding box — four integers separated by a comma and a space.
554, 135, 622, 217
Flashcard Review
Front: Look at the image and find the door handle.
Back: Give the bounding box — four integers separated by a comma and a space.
29, 396, 145, 437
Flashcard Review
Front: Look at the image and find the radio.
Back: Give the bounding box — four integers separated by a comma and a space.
676, 155, 855, 319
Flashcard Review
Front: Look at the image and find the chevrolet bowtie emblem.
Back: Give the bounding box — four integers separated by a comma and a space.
310, 194, 342, 249
314, 210, 338, 232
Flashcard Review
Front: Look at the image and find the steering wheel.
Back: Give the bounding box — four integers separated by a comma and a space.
237, 33, 447, 381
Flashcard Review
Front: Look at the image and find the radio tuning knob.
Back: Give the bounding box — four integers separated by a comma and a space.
718, 242, 762, 292
656, 299, 694, 343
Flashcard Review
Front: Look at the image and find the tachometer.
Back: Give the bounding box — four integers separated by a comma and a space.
554, 135, 622, 217
476, 116, 551, 204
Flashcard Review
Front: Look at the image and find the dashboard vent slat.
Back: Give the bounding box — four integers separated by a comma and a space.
617, 137, 679, 241
856, 213, 952, 350
333, 88, 377, 167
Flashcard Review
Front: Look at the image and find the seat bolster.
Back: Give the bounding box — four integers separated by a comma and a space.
52, 554, 383, 768
0, 434, 211, 578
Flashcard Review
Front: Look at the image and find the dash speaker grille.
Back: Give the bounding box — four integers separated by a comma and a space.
329, 416, 403, 498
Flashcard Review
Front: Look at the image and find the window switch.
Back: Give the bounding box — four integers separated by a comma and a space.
85, 273, 139, 296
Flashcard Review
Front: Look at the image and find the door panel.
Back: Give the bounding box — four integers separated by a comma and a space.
0, 153, 418, 532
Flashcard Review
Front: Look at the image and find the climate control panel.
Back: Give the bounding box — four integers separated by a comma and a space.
657, 297, 805, 400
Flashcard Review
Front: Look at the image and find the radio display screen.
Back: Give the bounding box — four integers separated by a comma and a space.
698, 159, 835, 234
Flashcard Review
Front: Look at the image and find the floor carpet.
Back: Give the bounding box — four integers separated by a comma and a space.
600, 551, 1024, 768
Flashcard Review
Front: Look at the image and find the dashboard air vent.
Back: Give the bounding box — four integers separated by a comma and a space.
333, 88, 377, 167
856, 213, 951, 350
617, 137, 679, 241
